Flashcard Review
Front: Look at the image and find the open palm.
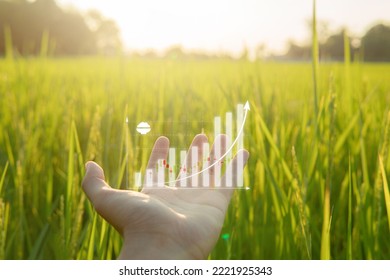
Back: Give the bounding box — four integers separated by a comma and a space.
82, 134, 249, 259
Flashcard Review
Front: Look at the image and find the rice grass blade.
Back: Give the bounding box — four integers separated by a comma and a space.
311, 0, 319, 116
4, 25, 13, 60
0, 200, 10, 259
347, 155, 353, 259
28, 223, 50, 260
72, 122, 85, 176
87, 212, 98, 260
0, 162, 9, 195
335, 113, 359, 154
65, 121, 75, 249
379, 156, 390, 233
320, 186, 331, 260
344, 29, 352, 107
255, 111, 293, 181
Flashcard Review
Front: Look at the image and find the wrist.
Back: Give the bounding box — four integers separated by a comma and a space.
118, 232, 197, 260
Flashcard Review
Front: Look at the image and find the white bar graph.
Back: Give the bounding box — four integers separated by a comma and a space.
202, 142, 210, 187
214, 116, 222, 187
180, 150, 187, 187
135, 172, 142, 187
236, 104, 244, 187
157, 160, 164, 187
191, 147, 198, 187
225, 112, 233, 187
169, 148, 176, 187
145, 169, 153, 187
213, 139, 221, 187
133, 102, 248, 189
226, 112, 233, 154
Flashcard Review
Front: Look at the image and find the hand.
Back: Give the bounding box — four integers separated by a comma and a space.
82, 134, 249, 259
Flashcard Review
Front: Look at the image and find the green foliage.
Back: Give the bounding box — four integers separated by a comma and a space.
0, 56, 389, 259
362, 24, 390, 62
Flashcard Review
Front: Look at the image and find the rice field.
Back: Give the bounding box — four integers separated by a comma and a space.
0, 55, 389, 259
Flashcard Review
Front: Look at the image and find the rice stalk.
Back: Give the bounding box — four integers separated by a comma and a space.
347, 154, 353, 259
321, 80, 336, 260
4, 25, 13, 60
379, 156, 390, 233
87, 212, 98, 260
65, 121, 75, 249
320, 186, 331, 259
0, 162, 8, 196
0, 200, 10, 259
291, 146, 311, 259
373, 111, 390, 254
86, 107, 102, 163
311, 0, 319, 117
344, 30, 352, 112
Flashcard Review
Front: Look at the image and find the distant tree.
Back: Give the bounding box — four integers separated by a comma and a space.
361, 23, 390, 62
139, 49, 159, 59
85, 10, 122, 55
282, 24, 390, 62
320, 29, 354, 61
240, 45, 249, 61
320, 31, 344, 60
165, 45, 185, 59
284, 40, 311, 60
50, 7, 97, 55
255, 44, 267, 61
0, 0, 121, 56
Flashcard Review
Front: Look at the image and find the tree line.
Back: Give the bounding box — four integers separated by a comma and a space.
1, 0, 390, 61
0, 0, 121, 56
282, 23, 390, 62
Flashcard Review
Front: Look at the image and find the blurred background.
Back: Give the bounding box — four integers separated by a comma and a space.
1, 0, 390, 260
1, 0, 390, 61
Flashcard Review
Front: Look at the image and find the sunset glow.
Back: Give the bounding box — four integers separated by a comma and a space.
59, 0, 390, 56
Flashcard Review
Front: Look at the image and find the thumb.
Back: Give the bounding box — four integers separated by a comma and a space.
82, 161, 112, 208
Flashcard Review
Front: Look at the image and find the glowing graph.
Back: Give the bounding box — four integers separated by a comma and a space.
133, 101, 249, 189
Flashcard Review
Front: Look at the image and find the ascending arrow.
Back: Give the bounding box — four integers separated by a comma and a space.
161, 101, 250, 186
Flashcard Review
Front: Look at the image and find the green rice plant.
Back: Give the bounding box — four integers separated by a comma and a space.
311, 0, 319, 116
347, 155, 353, 260
291, 146, 311, 259
0, 199, 10, 260
3, 25, 13, 60
0, 162, 8, 196
379, 156, 390, 233
373, 112, 390, 255
320, 88, 336, 260
344, 29, 352, 110
0, 162, 10, 259
0, 54, 390, 259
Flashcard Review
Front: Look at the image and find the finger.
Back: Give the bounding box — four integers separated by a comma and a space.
82, 161, 113, 209
208, 134, 228, 187
219, 149, 249, 200
144, 136, 169, 187
176, 134, 208, 187
83, 161, 144, 234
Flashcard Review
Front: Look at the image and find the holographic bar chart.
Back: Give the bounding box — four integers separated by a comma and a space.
133, 102, 249, 189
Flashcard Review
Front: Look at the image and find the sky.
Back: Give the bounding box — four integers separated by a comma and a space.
58, 0, 390, 56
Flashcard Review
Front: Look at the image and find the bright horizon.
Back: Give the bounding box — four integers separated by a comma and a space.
58, 0, 390, 57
